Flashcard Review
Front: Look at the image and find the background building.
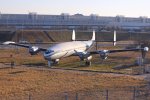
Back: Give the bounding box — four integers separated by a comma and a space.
0, 13, 150, 31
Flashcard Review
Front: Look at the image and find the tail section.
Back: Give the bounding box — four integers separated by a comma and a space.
72, 30, 95, 41
72, 30, 75, 41
113, 30, 116, 46
91, 30, 95, 41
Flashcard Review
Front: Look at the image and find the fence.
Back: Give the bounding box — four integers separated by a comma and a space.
2, 86, 150, 100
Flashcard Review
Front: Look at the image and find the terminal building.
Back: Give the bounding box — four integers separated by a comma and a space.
0, 12, 150, 31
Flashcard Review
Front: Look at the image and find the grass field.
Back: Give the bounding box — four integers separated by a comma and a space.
0, 45, 149, 74
0, 62, 147, 99
0, 42, 150, 99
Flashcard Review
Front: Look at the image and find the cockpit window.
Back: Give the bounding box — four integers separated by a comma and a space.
45, 50, 54, 54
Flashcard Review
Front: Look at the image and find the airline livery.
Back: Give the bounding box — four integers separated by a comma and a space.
3, 30, 149, 67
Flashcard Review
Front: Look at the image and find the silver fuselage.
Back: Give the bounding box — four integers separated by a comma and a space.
44, 41, 93, 61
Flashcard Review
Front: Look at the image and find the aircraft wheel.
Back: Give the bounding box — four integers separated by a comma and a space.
48, 61, 52, 67
48, 60, 59, 67
85, 61, 91, 66
53, 61, 59, 65
53, 59, 59, 65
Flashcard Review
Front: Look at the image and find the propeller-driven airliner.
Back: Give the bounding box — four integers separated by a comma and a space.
3, 30, 149, 67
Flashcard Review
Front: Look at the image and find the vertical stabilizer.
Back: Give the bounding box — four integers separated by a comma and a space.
113, 30, 116, 46
72, 30, 75, 41
91, 30, 95, 41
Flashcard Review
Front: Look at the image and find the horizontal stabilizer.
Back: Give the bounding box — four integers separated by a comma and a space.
94, 30, 116, 46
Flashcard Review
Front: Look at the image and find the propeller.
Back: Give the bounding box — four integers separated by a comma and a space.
98, 50, 109, 60
28, 45, 40, 55
141, 47, 149, 59
74, 50, 92, 61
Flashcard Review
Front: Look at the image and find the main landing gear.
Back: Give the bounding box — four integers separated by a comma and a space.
48, 59, 59, 67
85, 61, 91, 66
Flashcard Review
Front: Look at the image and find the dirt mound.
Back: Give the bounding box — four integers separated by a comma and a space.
12, 30, 50, 42
1, 30, 150, 43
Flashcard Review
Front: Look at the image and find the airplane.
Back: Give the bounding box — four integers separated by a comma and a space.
2, 30, 149, 67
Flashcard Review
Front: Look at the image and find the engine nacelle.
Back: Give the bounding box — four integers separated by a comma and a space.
76, 51, 92, 61
99, 50, 109, 60
143, 47, 149, 52
29, 46, 40, 55
84, 55, 92, 61
100, 53, 108, 59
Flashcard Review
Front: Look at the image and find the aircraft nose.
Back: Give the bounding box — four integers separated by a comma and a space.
44, 50, 54, 60
44, 53, 52, 60
44, 56, 51, 60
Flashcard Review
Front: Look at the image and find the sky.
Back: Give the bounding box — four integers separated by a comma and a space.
0, 0, 150, 17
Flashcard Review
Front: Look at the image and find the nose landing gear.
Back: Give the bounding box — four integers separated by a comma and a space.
48, 59, 60, 67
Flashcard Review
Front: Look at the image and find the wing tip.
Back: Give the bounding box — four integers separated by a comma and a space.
3, 41, 15, 45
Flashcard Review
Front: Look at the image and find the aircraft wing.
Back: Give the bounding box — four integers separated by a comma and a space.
89, 47, 149, 59
2, 41, 47, 55
3, 41, 30, 48
90, 47, 148, 54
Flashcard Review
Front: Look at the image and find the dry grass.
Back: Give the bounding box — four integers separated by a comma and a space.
0, 47, 149, 99
0, 48, 46, 65
0, 45, 149, 73
0, 65, 146, 99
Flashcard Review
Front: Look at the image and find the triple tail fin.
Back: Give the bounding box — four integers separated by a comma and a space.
72, 30, 75, 41
91, 30, 95, 41
72, 30, 95, 41
113, 30, 116, 46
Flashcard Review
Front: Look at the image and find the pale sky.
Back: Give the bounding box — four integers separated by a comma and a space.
0, 0, 150, 17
